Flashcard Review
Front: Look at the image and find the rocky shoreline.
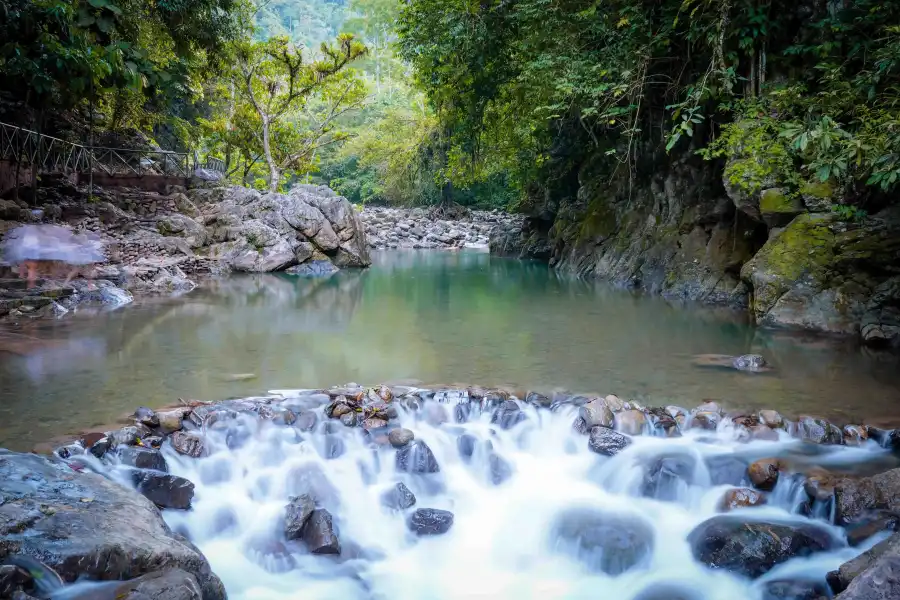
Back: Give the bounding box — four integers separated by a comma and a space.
2, 383, 900, 598
359, 206, 523, 251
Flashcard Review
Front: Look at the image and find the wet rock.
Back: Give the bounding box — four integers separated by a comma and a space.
244, 536, 297, 573
491, 400, 526, 430
395, 440, 441, 474
320, 435, 346, 459
578, 399, 615, 429
302, 508, 341, 554
134, 407, 160, 428
615, 410, 647, 435
706, 455, 750, 486
720, 488, 766, 511
331, 403, 353, 418
843, 425, 868, 446
108, 424, 152, 448
833, 552, 900, 600
119, 446, 168, 472
690, 410, 722, 431
688, 516, 836, 577
550, 507, 655, 575
456, 433, 479, 460
798, 416, 844, 445
388, 428, 414, 448
169, 431, 208, 458
646, 408, 681, 437
733, 354, 768, 372
759, 409, 785, 429
362, 417, 388, 430
833, 468, 900, 524
845, 512, 900, 546
423, 402, 450, 427
641, 454, 697, 501
749, 458, 782, 491
525, 391, 551, 407
340, 411, 358, 427
829, 532, 900, 593
284, 494, 315, 540
82, 432, 111, 458
132, 470, 195, 509
295, 411, 318, 432
587, 426, 631, 456
380, 482, 417, 510
286, 463, 341, 509
157, 409, 187, 434
0, 450, 225, 599
633, 584, 703, 600
488, 453, 513, 485
762, 580, 830, 600
408, 508, 454, 535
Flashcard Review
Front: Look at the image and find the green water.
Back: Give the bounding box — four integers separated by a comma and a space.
1, 250, 899, 450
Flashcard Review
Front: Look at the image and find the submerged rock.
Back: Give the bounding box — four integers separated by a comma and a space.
762, 580, 830, 600
380, 482, 417, 510
641, 454, 697, 501
732, 354, 768, 372
688, 516, 836, 577
408, 508, 454, 535
118, 446, 167, 472
550, 507, 655, 575
587, 426, 631, 456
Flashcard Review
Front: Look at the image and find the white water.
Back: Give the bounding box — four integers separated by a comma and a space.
148, 392, 889, 600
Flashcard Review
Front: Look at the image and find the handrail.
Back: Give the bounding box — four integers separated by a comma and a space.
0, 121, 225, 178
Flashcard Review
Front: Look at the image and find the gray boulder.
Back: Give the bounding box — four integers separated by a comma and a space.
550, 507, 654, 575
587, 426, 631, 456
0, 450, 225, 599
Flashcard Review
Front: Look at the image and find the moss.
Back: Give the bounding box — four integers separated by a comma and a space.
800, 180, 835, 200
759, 188, 803, 214
577, 197, 617, 242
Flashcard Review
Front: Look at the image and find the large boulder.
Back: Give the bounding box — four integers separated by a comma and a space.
833, 468, 900, 524
688, 516, 837, 578
0, 450, 225, 600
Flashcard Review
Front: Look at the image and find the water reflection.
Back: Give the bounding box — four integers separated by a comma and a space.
1, 250, 899, 449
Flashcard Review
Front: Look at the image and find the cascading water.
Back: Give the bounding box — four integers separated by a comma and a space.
104, 389, 892, 600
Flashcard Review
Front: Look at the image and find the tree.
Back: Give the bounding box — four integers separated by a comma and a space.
233, 34, 367, 191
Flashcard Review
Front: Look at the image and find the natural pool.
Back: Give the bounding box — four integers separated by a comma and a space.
1, 250, 899, 450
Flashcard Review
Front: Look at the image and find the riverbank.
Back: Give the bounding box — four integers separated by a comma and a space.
3, 383, 900, 599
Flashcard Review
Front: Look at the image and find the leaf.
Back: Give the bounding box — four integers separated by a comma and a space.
87, 0, 109, 7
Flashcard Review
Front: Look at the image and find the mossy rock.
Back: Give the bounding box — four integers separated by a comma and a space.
800, 180, 835, 212
740, 213, 836, 319
759, 188, 805, 228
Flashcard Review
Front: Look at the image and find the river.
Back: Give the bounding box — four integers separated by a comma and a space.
1, 249, 899, 450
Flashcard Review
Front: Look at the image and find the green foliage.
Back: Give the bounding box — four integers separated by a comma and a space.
832, 204, 868, 223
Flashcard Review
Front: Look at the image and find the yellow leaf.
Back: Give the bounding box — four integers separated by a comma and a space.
617, 17, 629, 28
609, 119, 616, 125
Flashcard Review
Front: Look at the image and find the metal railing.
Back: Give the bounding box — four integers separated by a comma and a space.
0, 121, 225, 178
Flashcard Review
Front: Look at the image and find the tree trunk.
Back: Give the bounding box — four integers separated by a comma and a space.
261, 116, 280, 192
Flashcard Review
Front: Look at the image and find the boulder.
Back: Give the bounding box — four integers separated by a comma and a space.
833, 468, 900, 524
748, 459, 781, 491
759, 410, 785, 429
550, 507, 654, 575
0, 450, 225, 599
111, 568, 203, 600
641, 454, 698, 501
830, 532, 900, 594
131, 471, 195, 509
157, 409, 186, 434
388, 428, 414, 448
134, 407, 159, 428
759, 188, 806, 229
302, 509, 341, 555
615, 410, 647, 435
587, 426, 631, 456
762, 580, 830, 600
688, 516, 836, 577
380, 482, 417, 510
395, 440, 441, 474
285, 260, 339, 278
834, 553, 900, 600
169, 431, 208, 458
705, 455, 750, 486
797, 416, 843, 445
408, 508, 454, 535
284, 494, 315, 540
578, 399, 615, 429
488, 453, 513, 485
118, 447, 167, 472
719, 488, 766, 511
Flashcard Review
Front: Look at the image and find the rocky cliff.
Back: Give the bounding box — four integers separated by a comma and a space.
495, 140, 900, 349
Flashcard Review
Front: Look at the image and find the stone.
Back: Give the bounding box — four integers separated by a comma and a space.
732, 354, 768, 372
843, 425, 868, 446
110, 568, 203, 600
550, 507, 654, 575
748, 458, 781, 491
362, 417, 388, 430
488, 453, 513, 485
490, 400, 525, 430
688, 516, 836, 578
295, 411, 317, 432
641, 454, 697, 501
157, 409, 186, 434
302, 508, 341, 554
118, 446, 168, 472
395, 440, 441, 474
132, 470, 195, 509
759, 188, 806, 229
830, 532, 900, 593
633, 584, 703, 600
284, 494, 315, 540
719, 488, 766, 511
588, 426, 631, 456
456, 433, 479, 460
408, 508, 454, 535
759, 409, 785, 429
134, 407, 159, 428
380, 482, 417, 510
833, 554, 900, 600
169, 431, 208, 458
797, 416, 843, 445
833, 468, 900, 524
762, 580, 830, 600
0, 450, 225, 599
286, 463, 341, 509
285, 260, 339, 278
108, 425, 152, 448
578, 399, 615, 429
339, 412, 358, 427
388, 428, 414, 448
615, 410, 646, 435
800, 179, 835, 212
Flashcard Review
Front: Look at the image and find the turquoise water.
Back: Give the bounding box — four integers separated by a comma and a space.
1, 250, 899, 450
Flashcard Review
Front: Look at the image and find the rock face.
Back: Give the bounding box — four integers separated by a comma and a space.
832, 468, 900, 524
195, 185, 369, 273
688, 516, 836, 577
0, 450, 225, 599
360, 206, 522, 251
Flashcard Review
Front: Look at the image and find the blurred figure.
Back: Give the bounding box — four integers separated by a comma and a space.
1, 225, 106, 288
